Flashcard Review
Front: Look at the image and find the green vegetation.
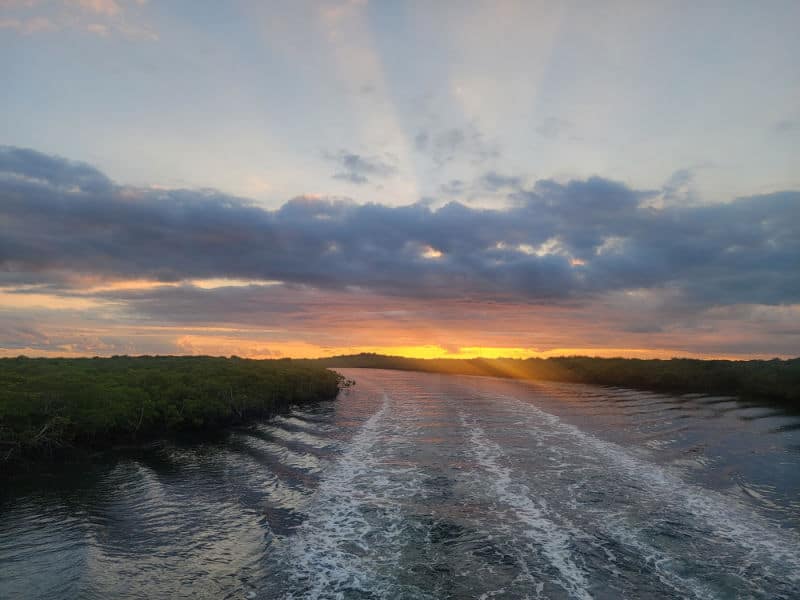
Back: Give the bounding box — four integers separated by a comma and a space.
310, 354, 800, 406
0, 356, 343, 461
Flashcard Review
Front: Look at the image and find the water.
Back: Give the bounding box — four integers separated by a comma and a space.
2, 368, 799, 599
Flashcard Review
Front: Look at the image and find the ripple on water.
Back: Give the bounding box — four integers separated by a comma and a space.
1, 369, 799, 600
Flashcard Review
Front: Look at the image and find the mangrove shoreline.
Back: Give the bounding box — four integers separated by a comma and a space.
0, 356, 344, 464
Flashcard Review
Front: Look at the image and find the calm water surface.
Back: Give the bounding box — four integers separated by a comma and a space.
1, 369, 799, 599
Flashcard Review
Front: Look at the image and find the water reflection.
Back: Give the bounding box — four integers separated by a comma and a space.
1, 369, 799, 599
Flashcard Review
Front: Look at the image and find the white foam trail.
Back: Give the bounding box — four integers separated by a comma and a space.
497, 393, 800, 591
594, 513, 720, 600
280, 395, 428, 599
460, 413, 593, 600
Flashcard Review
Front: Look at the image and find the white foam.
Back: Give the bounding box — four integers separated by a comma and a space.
596, 512, 722, 600
460, 413, 593, 600
279, 395, 430, 599
497, 393, 800, 591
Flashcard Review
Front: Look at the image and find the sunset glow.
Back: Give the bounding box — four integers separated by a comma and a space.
1, 1, 798, 360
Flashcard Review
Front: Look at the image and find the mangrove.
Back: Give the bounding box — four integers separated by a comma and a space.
0, 355, 343, 462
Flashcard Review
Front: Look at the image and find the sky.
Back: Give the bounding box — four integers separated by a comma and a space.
1, 0, 798, 360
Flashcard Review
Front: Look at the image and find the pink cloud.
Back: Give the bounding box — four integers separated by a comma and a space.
69, 0, 120, 16
0, 15, 55, 33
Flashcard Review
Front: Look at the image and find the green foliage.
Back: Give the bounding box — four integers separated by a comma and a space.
0, 356, 342, 460
310, 353, 800, 405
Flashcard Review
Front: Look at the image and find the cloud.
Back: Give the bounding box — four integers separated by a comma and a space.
0, 0, 156, 39
0, 15, 54, 33
1, 146, 798, 314
34, 282, 800, 358
438, 172, 522, 200
70, 0, 120, 16
414, 123, 499, 166
774, 119, 795, 134
481, 171, 522, 191
326, 150, 396, 185
662, 168, 693, 192
86, 21, 108, 35
536, 117, 573, 139
658, 167, 695, 206
0, 1, 39, 7
439, 179, 467, 196
654, 163, 718, 207
0, 145, 112, 191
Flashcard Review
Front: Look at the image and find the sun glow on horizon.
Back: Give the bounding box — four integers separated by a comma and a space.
36, 339, 774, 362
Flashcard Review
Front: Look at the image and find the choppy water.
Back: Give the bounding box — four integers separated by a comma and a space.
2, 368, 800, 599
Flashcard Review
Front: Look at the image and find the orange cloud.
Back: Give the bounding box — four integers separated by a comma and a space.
0, 15, 55, 33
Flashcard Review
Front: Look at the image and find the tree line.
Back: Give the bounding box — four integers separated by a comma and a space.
0, 356, 343, 461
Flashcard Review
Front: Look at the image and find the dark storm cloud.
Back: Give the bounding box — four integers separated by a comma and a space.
326, 150, 396, 185
1, 145, 798, 307
0, 146, 112, 192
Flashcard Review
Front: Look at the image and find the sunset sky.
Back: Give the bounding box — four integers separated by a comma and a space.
1, 0, 798, 359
